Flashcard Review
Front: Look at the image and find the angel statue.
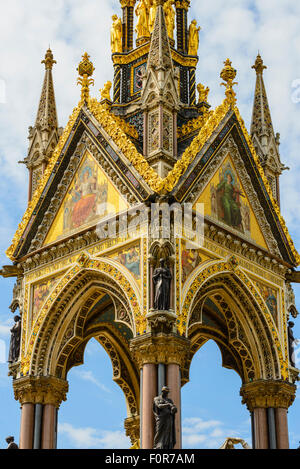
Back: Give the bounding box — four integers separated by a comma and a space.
148, 0, 157, 34
135, 0, 150, 39
164, 0, 175, 40
111, 15, 123, 54
100, 81, 112, 101
188, 20, 201, 56
197, 83, 210, 103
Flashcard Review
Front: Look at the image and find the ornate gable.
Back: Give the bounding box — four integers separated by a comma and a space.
43, 150, 129, 246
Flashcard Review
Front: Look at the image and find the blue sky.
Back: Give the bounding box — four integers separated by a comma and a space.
1, 0, 300, 449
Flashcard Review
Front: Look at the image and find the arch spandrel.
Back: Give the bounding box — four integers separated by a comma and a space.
21, 252, 145, 377
180, 257, 288, 382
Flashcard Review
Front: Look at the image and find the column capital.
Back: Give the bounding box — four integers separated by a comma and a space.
13, 376, 68, 408
120, 0, 136, 7
175, 0, 190, 10
130, 333, 190, 369
240, 380, 296, 412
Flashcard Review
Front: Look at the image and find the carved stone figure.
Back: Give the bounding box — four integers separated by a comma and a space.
8, 316, 21, 364
163, 0, 175, 40
188, 20, 201, 56
135, 0, 150, 38
288, 321, 298, 368
6, 436, 19, 449
111, 15, 123, 54
153, 386, 177, 449
153, 258, 172, 311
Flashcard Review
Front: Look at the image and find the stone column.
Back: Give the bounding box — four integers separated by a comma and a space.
41, 404, 57, 449
252, 408, 268, 449
167, 363, 182, 449
121, 0, 137, 52
131, 313, 190, 450
275, 408, 289, 449
19, 403, 35, 449
175, 0, 190, 54
14, 376, 68, 450
141, 363, 157, 448
241, 380, 296, 449
33, 403, 43, 449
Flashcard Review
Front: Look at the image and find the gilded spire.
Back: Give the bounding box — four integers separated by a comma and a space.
22, 48, 61, 200
251, 54, 273, 137
147, 1, 173, 72
35, 48, 58, 131
252, 53, 267, 75
250, 53, 286, 205
42, 48, 57, 70
77, 52, 95, 103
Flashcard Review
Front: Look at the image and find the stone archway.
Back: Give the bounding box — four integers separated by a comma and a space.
14, 254, 142, 449
181, 258, 285, 382
177, 257, 295, 449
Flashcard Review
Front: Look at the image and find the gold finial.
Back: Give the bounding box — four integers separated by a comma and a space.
42, 48, 57, 70
220, 58, 238, 106
252, 53, 267, 75
77, 52, 95, 103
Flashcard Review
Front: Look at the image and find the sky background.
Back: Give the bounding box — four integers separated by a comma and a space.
0, 0, 300, 449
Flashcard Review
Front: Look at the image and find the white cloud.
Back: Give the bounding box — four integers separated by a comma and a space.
182, 417, 251, 449
58, 422, 130, 449
72, 369, 110, 393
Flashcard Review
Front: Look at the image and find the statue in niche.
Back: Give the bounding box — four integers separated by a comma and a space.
8, 316, 21, 364
153, 386, 177, 449
163, 0, 175, 40
153, 258, 172, 311
135, 0, 150, 38
5, 436, 19, 449
288, 321, 299, 368
111, 15, 123, 54
188, 20, 201, 56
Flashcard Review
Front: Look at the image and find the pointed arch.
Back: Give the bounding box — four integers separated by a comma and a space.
22, 253, 142, 419
180, 257, 287, 383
